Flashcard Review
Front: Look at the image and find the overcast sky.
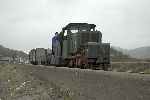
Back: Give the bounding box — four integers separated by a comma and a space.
0, 0, 150, 53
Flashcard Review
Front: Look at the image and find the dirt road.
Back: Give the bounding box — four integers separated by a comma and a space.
0, 64, 150, 100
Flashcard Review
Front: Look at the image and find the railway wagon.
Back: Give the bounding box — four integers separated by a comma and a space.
29, 49, 36, 65
29, 48, 51, 65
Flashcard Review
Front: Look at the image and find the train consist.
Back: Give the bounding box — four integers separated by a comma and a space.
29, 23, 110, 70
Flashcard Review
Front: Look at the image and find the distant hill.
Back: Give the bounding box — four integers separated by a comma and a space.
110, 47, 129, 58
113, 46, 150, 59
128, 47, 150, 59
0, 45, 28, 58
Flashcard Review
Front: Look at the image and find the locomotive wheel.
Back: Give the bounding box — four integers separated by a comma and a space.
102, 64, 108, 71
88, 64, 93, 69
63, 59, 70, 67
80, 64, 86, 69
68, 60, 73, 68
68, 59, 75, 68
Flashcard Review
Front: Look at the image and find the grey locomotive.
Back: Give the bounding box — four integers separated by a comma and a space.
51, 23, 110, 70
29, 23, 110, 70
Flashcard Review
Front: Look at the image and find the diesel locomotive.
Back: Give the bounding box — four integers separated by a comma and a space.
29, 23, 110, 70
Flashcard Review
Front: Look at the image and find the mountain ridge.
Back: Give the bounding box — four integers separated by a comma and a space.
0, 45, 28, 58
113, 46, 150, 59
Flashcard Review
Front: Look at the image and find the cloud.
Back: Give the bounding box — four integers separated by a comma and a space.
0, 0, 150, 52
